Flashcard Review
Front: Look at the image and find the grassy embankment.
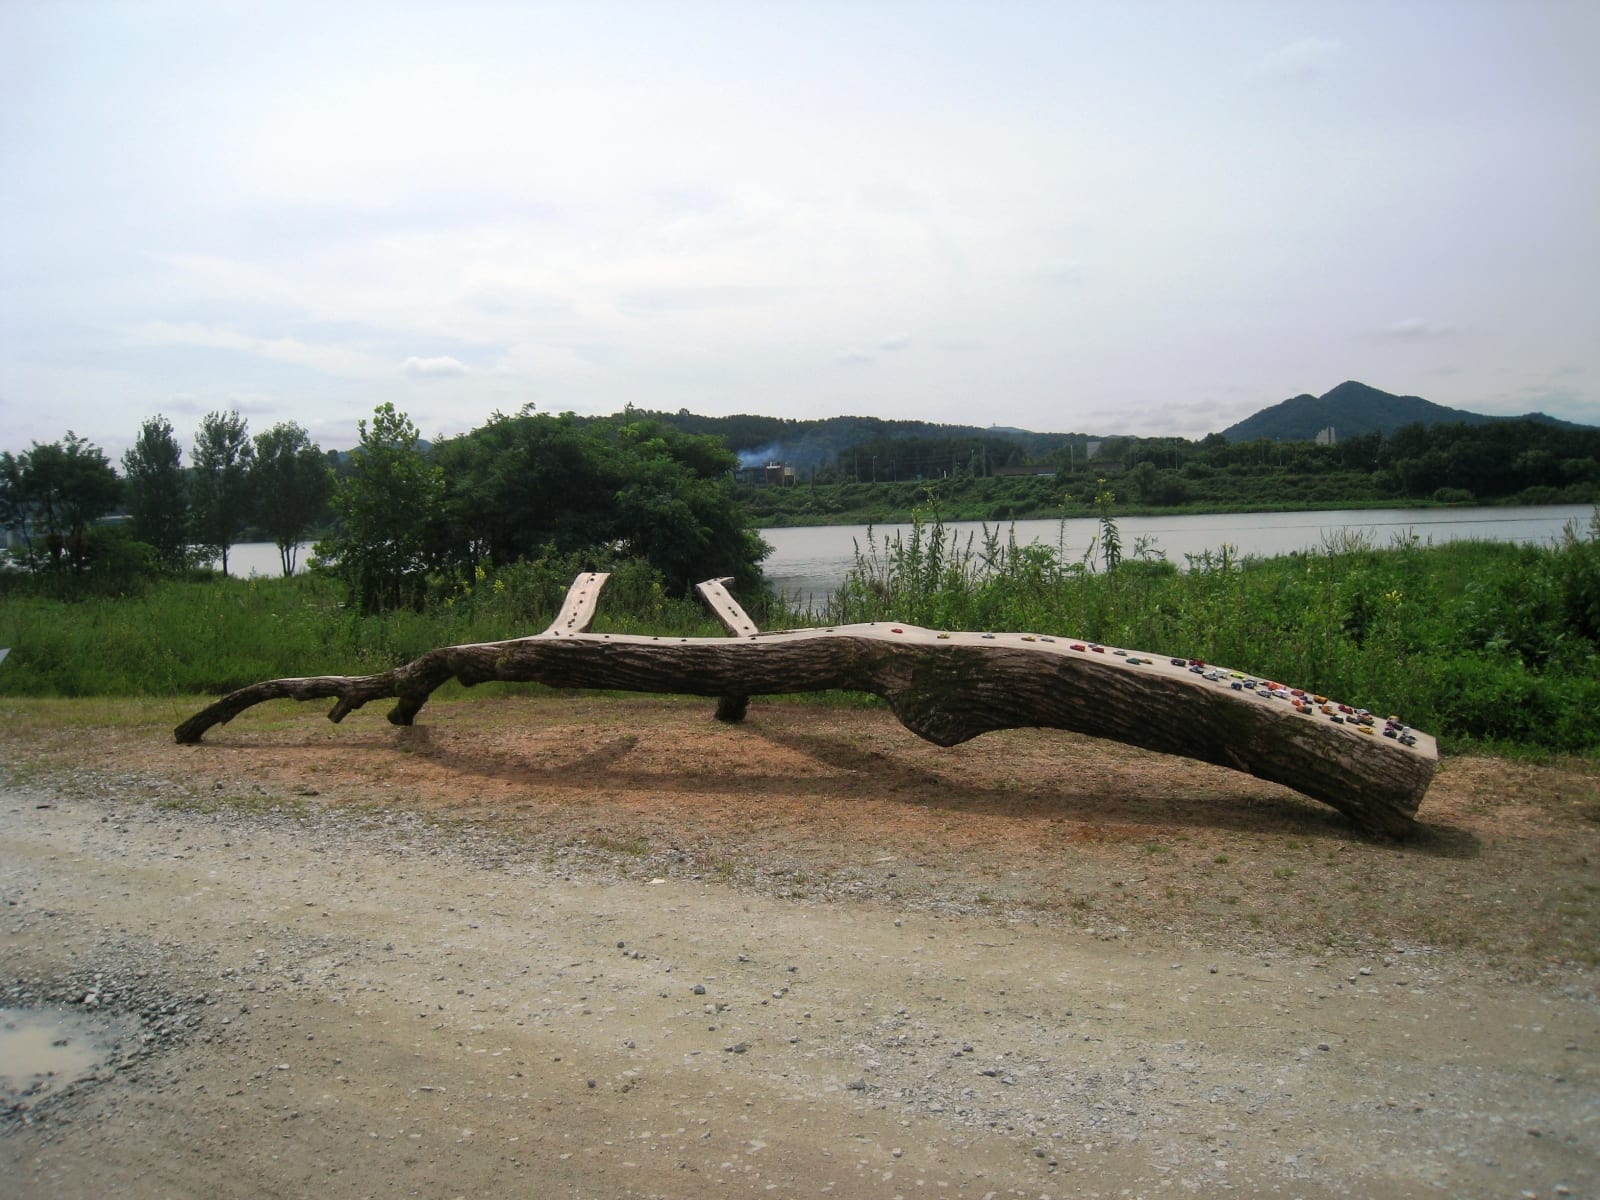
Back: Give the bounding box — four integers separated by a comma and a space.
737, 471, 1584, 527
3, 514, 1599, 754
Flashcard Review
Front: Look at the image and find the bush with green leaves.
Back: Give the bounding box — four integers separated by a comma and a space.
427, 408, 767, 601
822, 506, 1600, 753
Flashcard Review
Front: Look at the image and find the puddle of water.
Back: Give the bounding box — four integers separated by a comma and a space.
0, 1006, 133, 1109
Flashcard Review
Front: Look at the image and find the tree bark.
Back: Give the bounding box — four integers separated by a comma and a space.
175, 577, 1437, 835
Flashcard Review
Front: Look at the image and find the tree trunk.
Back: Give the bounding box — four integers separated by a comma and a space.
175, 575, 1437, 836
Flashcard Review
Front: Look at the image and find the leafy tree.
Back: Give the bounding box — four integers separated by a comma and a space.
1, 433, 123, 572
191, 410, 254, 574
1126, 461, 1159, 502
430, 411, 768, 596
0, 451, 25, 547
606, 419, 769, 594
1373, 419, 1600, 501
1334, 431, 1383, 471
122, 415, 189, 572
316, 403, 444, 613
432, 410, 618, 571
252, 421, 332, 575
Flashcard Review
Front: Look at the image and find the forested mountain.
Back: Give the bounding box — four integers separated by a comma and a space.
599, 383, 1594, 469
1220, 381, 1586, 442
580, 409, 1083, 473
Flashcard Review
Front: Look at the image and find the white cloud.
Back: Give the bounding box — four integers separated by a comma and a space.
1036, 260, 1086, 285
1254, 37, 1343, 81
400, 355, 468, 378
832, 337, 913, 368
1376, 318, 1455, 340
159, 393, 209, 418
122, 321, 395, 379
1501, 382, 1587, 421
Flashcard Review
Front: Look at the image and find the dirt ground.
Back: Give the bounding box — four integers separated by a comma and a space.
2, 691, 1597, 1199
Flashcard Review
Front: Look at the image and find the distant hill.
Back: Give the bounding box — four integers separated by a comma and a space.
1220, 381, 1587, 442
589, 409, 1086, 471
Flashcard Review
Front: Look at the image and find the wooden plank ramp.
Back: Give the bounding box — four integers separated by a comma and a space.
542, 572, 610, 636
694, 577, 761, 638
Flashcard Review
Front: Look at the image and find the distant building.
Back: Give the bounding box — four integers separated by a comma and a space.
992, 465, 1056, 478
736, 462, 796, 486
1315, 426, 1337, 446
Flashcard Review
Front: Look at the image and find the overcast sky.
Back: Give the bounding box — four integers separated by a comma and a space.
3, 0, 1596, 460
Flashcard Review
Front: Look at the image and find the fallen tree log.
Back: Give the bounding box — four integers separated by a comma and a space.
175, 572, 1437, 835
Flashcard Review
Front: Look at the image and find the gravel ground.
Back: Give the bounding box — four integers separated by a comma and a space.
1, 693, 1598, 1199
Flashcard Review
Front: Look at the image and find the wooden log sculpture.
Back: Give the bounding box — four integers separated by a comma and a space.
175, 572, 1438, 835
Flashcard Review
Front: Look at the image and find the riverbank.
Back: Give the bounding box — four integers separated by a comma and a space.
761, 503, 1600, 602
751, 494, 1501, 529
215, 502, 1600, 588
737, 478, 1599, 529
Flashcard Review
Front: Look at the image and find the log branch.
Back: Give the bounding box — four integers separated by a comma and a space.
175, 577, 1439, 835
694, 576, 759, 722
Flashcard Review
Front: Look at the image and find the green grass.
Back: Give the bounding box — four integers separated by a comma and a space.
5, 510, 1600, 755
0, 557, 732, 699
819, 507, 1600, 753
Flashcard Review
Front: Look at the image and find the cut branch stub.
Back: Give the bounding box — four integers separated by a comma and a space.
174, 576, 1439, 835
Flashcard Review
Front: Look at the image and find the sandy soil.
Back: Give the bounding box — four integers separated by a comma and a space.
1, 692, 1597, 1199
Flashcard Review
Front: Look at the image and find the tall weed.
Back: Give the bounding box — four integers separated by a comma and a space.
822, 510, 1600, 752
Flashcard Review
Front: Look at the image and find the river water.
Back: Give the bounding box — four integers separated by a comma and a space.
757, 504, 1597, 606
222, 503, 1596, 604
